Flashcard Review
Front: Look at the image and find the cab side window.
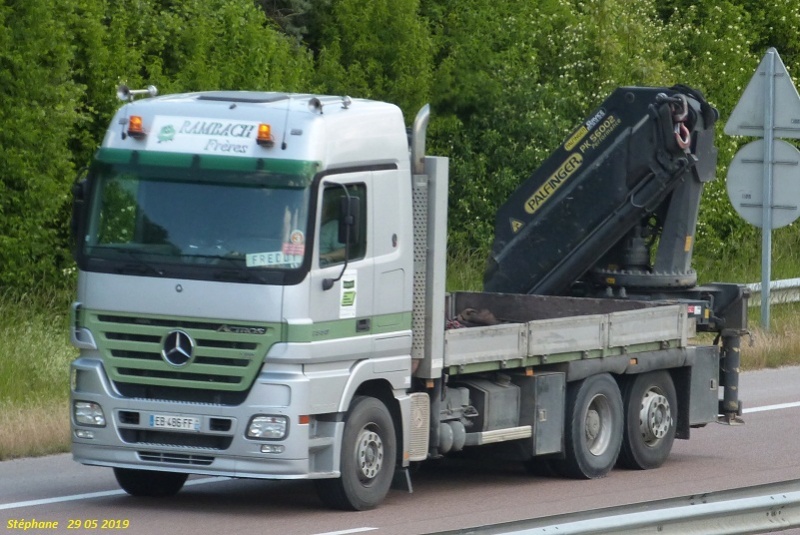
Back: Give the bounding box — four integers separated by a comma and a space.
319, 184, 366, 265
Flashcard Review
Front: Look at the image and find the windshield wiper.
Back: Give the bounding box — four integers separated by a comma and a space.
116, 262, 164, 276
212, 269, 254, 282
97, 247, 166, 277
211, 269, 256, 282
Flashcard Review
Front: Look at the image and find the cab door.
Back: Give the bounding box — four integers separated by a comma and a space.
308, 173, 374, 354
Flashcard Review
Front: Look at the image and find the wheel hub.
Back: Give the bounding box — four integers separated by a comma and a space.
639, 390, 671, 445
586, 410, 601, 441
585, 394, 612, 456
356, 428, 384, 481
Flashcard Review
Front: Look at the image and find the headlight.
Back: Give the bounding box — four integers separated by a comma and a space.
247, 415, 288, 439
74, 401, 106, 427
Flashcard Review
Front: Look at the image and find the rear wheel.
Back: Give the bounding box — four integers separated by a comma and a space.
618, 371, 677, 470
113, 468, 187, 497
315, 396, 397, 510
550, 373, 623, 479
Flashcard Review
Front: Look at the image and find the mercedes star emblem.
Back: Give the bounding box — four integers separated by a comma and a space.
161, 330, 195, 367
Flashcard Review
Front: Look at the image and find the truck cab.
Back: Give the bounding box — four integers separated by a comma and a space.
71, 89, 418, 509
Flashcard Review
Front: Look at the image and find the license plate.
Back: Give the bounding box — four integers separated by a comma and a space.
149, 414, 200, 431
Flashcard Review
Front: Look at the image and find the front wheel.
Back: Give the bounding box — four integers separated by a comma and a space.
113, 468, 187, 497
315, 396, 397, 511
550, 373, 623, 479
618, 371, 677, 470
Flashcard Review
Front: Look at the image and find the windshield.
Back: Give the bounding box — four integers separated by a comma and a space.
81, 153, 315, 281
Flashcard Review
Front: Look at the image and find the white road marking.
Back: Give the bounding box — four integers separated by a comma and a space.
1, 400, 799, 512
313, 529, 377, 535
0, 488, 125, 511
0, 476, 229, 510
743, 401, 800, 414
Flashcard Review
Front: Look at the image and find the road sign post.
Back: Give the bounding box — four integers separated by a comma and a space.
725, 48, 800, 329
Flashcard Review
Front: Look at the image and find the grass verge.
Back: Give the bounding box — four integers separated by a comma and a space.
741, 302, 800, 370
0, 400, 71, 459
0, 289, 75, 460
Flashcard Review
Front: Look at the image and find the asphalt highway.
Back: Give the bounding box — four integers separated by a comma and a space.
2, 366, 800, 535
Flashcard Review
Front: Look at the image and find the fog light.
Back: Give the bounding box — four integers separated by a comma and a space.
261, 444, 285, 454
75, 429, 95, 439
247, 415, 288, 439
74, 401, 106, 427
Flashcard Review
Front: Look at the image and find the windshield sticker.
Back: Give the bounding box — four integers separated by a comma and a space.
282, 242, 305, 256
246, 251, 302, 268
281, 229, 305, 255
147, 116, 261, 157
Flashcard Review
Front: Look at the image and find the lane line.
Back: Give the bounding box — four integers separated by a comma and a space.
743, 401, 800, 414
313, 529, 377, 535
0, 477, 229, 511
2, 401, 799, 511
0, 489, 125, 511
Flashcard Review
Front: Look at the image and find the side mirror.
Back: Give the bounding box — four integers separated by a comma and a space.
338, 196, 361, 245
71, 174, 89, 257
323, 194, 360, 291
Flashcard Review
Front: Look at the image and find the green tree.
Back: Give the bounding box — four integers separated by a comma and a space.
0, 0, 315, 289
68, 0, 312, 165
256, 0, 322, 43
308, 0, 433, 118
423, 0, 675, 253
0, 0, 80, 287
143, 0, 312, 93
656, 2, 760, 266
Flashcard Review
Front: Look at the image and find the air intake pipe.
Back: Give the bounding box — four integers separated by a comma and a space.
411, 104, 430, 174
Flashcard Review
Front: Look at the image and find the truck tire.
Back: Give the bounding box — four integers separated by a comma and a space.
618, 371, 677, 470
314, 396, 397, 511
550, 373, 623, 479
113, 468, 187, 497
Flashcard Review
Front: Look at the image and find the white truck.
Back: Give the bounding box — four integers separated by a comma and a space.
69, 84, 747, 510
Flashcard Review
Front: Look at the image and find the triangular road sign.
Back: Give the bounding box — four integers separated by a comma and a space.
724, 48, 800, 139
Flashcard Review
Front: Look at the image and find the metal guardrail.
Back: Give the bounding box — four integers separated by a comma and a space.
438, 479, 800, 535
746, 277, 800, 306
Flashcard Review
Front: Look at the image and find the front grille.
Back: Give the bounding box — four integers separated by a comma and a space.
117, 367, 242, 384
114, 383, 249, 405
98, 314, 259, 332
111, 352, 252, 367
138, 450, 215, 466
121, 429, 233, 450
86, 311, 277, 396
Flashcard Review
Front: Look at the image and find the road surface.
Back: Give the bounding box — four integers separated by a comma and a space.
2, 366, 800, 534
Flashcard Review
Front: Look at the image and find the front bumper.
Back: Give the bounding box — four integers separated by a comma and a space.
70, 357, 343, 479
